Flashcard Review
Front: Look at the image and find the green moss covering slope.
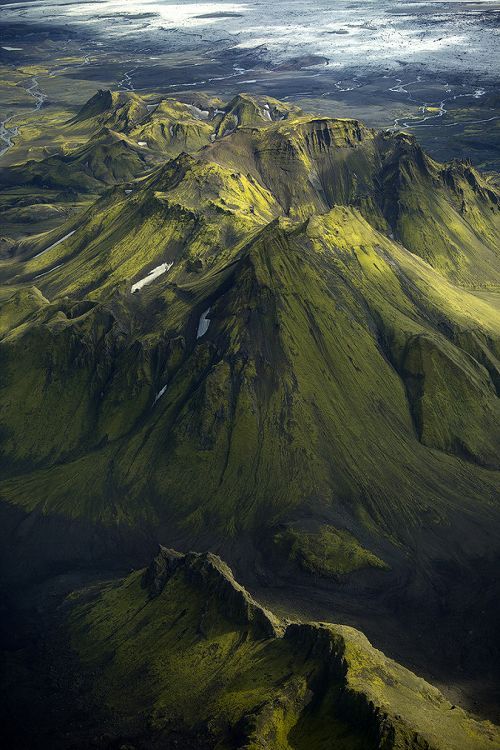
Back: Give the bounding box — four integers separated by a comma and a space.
0, 94, 498, 690
274, 525, 389, 578
64, 547, 499, 750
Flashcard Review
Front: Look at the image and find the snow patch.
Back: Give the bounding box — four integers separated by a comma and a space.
154, 384, 168, 403
34, 263, 63, 279
308, 169, 323, 193
33, 230, 76, 259
131, 262, 173, 293
197, 307, 211, 338
187, 103, 210, 119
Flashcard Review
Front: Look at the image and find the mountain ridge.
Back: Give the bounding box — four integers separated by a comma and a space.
0, 90, 499, 733
27, 546, 496, 750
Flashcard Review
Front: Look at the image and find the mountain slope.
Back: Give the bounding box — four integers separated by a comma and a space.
2, 197, 498, 493
1, 128, 154, 193
31, 547, 497, 749
0, 93, 499, 714
207, 121, 500, 285
1, 205, 499, 639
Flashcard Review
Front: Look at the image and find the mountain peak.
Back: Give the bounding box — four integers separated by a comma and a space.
143, 546, 280, 638
72, 88, 114, 122
214, 92, 299, 137
72, 88, 149, 130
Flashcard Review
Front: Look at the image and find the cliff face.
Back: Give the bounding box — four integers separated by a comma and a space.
143, 546, 280, 639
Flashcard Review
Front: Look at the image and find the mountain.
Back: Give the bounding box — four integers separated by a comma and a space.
0, 128, 154, 193
5, 546, 497, 749
202, 117, 500, 285
0, 91, 499, 741
71, 89, 151, 131
1, 92, 301, 198
214, 92, 299, 137
0, 91, 305, 244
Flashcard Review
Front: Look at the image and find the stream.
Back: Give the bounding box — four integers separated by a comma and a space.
121, 61, 496, 138
389, 77, 497, 131
0, 76, 48, 158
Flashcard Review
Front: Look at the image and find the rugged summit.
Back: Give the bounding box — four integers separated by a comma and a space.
143, 546, 279, 638
34, 549, 498, 749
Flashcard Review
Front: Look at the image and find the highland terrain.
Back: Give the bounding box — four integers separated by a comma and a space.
0, 2, 499, 748
0, 84, 499, 747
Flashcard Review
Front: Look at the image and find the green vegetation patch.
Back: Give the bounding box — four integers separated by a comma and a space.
275, 525, 389, 577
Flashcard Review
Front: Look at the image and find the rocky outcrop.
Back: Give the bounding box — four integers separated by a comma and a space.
143, 546, 280, 639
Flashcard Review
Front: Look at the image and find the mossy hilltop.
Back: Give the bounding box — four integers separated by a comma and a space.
0, 90, 499, 742
13, 546, 495, 749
